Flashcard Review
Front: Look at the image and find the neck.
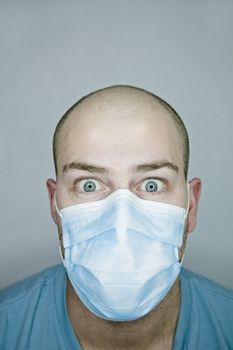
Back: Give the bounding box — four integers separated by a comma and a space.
66, 278, 181, 350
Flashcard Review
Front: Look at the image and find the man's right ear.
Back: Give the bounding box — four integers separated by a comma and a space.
46, 178, 60, 224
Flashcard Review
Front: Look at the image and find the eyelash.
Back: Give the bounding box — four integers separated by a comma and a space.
136, 177, 168, 193
73, 176, 99, 185
73, 177, 103, 195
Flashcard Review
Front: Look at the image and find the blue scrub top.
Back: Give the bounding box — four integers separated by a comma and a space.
1, 264, 233, 349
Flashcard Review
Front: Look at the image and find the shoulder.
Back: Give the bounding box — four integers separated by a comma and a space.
174, 269, 233, 349
181, 267, 233, 329
0, 265, 70, 349
181, 268, 233, 303
0, 264, 64, 312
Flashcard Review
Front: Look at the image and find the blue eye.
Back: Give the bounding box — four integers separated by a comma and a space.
84, 181, 96, 192
77, 179, 101, 193
141, 179, 164, 192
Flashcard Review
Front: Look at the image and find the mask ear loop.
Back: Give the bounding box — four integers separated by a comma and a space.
179, 182, 190, 264
53, 191, 62, 218
184, 182, 190, 220
53, 192, 65, 260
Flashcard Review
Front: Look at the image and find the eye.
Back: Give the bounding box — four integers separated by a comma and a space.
140, 179, 165, 193
75, 178, 101, 193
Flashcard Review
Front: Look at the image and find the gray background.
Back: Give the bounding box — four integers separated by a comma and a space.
1, 0, 233, 289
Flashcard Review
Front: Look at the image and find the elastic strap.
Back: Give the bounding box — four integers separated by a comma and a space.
184, 183, 190, 219
53, 192, 62, 218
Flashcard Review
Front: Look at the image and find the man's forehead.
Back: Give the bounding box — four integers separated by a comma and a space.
53, 86, 188, 178
56, 100, 182, 172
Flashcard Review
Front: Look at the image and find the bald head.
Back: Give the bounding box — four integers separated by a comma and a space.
53, 85, 189, 179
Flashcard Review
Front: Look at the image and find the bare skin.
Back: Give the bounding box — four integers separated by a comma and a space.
47, 87, 201, 349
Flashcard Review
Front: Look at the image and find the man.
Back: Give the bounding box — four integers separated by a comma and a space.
0, 85, 233, 349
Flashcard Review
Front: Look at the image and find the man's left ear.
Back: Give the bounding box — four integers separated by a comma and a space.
187, 177, 202, 233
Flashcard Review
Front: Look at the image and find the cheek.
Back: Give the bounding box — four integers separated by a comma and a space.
174, 178, 189, 208
55, 180, 77, 208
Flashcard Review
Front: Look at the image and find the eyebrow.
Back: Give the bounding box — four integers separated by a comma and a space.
63, 162, 109, 174
136, 161, 179, 173
62, 160, 179, 174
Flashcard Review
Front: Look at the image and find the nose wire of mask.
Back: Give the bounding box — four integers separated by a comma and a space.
56, 188, 188, 322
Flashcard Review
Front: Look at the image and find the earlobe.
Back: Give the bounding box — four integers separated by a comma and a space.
46, 178, 59, 224
187, 177, 202, 233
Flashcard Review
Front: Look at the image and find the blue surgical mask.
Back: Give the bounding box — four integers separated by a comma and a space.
55, 189, 189, 321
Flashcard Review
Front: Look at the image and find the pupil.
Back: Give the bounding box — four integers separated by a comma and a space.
146, 181, 158, 192
84, 181, 96, 192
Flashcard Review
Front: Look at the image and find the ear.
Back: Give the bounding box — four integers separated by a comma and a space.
46, 178, 60, 224
187, 177, 202, 233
